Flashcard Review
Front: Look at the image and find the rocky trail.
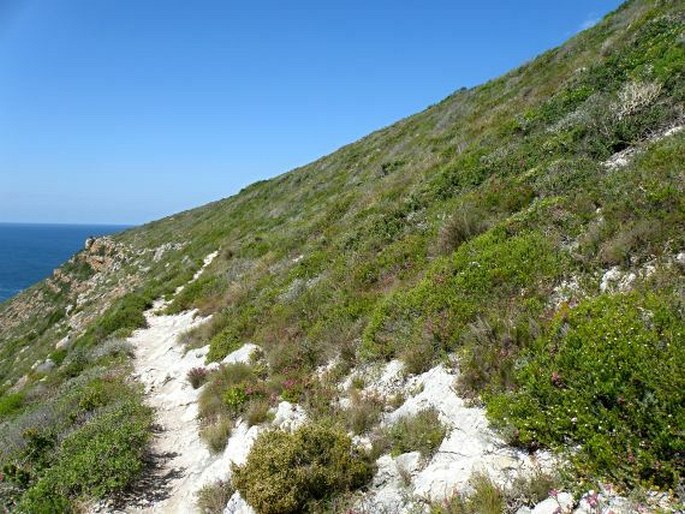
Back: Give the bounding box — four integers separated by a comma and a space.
92, 251, 233, 513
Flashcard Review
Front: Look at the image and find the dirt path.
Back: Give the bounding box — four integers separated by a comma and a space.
93, 251, 235, 513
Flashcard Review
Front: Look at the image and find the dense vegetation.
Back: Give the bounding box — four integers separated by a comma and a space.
0, 0, 683, 511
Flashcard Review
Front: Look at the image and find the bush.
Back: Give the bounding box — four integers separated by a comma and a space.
377, 408, 447, 458
16, 400, 152, 511
198, 363, 256, 421
187, 367, 209, 389
245, 399, 271, 427
437, 205, 490, 254
232, 424, 373, 514
344, 392, 384, 435
488, 291, 685, 488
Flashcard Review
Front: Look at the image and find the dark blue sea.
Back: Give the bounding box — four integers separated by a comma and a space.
0, 223, 130, 304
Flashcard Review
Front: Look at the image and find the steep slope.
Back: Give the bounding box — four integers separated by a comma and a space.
1, 0, 684, 512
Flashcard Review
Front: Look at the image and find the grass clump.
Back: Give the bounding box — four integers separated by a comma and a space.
196, 479, 234, 514
232, 424, 373, 514
488, 291, 684, 489
0, 392, 25, 418
344, 391, 385, 435
376, 407, 447, 458
430, 473, 504, 514
200, 416, 233, 454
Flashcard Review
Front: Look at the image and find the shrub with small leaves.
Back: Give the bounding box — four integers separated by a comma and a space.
488, 291, 685, 489
232, 424, 373, 514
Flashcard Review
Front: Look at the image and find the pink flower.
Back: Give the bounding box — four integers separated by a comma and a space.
549, 488, 559, 498
588, 495, 599, 508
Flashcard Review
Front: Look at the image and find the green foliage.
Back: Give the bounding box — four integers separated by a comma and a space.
377, 408, 447, 458
74, 290, 154, 350
430, 473, 505, 514
0, 392, 24, 418
166, 274, 226, 315
222, 385, 248, 412
16, 400, 152, 511
362, 228, 563, 364
232, 424, 373, 514
488, 291, 684, 488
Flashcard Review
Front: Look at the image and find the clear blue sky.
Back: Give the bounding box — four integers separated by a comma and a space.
0, 0, 623, 225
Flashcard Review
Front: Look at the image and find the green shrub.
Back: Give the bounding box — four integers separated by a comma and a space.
377, 408, 447, 458
232, 424, 373, 514
488, 291, 684, 488
16, 400, 152, 510
198, 363, 256, 421
222, 385, 248, 412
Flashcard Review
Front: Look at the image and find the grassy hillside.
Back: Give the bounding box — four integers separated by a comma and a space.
1, 0, 684, 511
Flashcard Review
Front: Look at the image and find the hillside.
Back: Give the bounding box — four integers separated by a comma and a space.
1, 0, 684, 512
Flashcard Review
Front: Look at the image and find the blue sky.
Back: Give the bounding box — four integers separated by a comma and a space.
0, 0, 623, 225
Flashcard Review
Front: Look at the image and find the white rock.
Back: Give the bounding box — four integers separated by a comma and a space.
223, 491, 256, 514
221, 343, 259, 365
395, 451, 422, 477
223, 421, 264, 468
271, 401, 307, 432
55, 335, 72, 350
362, 364, 552, 506
600, 266, 623, 292
676, 252, 685, 267
532, 492, 574, 514
35, 359, 55, 374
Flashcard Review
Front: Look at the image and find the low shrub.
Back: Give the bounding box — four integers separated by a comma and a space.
488, 291, 685, 489
244, 399, 271, 427
508, 470, 560, 510
437, 205, 490, 255
196, 480, 234, 514
187, 367, 209, 389
376, 407, 447, 458
198, 363, 256, 421
200, 416, 232, 454
232, 424, 373, 514
344, 392, 384, 435
16, 400, 152, 511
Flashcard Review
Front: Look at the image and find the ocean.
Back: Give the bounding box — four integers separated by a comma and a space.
0, 223, 130, 304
